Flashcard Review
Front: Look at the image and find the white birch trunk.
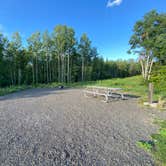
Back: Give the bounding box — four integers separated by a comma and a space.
148, 59, 154, 80
140, 60, 145, 79
145, 54, 150, 80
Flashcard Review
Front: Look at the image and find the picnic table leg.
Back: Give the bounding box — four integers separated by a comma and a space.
105, 94, 109, 103
93, 89, 98, 97
93, 88, 95, 97
121, 93, 125, 100
84, 90, 90, 98
84, 91, 87, 97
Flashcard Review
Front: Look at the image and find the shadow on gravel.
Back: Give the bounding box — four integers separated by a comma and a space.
0, 87, 140, 102
125, 94, 140, 99
0, 87, 72, 101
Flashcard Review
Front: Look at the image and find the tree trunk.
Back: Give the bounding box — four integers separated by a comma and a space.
58, 54, 61, 83
46, 53, 49, 83
82, 56, 84, 82
32, 58, 35, 84
148, 83, 153, 104
54, 59, 57, 82
69, 59, 71, 83
145, 54, 150, 80
35, 53, 38, 84
140, 51, 154, 81
67, 52, 70, 83
10, 68, 14, 85
43, 63, 45, 83
61, 54, 64, 83
140, 59, 145, 80
13, 61, 16, 85
148, 59, 154, 80
49, 58, 52, 83
14, 69, 16, 85
18, 68, 21, 85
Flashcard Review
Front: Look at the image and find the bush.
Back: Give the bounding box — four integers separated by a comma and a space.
151, 66, 166, 96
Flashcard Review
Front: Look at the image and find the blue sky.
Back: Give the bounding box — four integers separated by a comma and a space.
0, 0, 165, 60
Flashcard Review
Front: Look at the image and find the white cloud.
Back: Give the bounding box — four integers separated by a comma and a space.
107, 0, 123, 7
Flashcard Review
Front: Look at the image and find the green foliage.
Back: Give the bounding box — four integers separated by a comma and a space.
69, 75, 165, 101
138, 120, 166, 166
68, 75, 147, 96
137, 141, 154, 152
129, 10, 166, 64
154, 119, 166, 131
151, 66, 166, 97
0, 26, 141, 88
0, 75, 165, 104
129, 10, 166, 83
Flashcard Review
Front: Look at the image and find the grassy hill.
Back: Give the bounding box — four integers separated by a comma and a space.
71, 75, 166, 101
70, 75, 147, 96
0, 75, 165, 101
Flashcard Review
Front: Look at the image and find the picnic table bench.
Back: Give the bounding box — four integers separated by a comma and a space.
83, 86, 126, 102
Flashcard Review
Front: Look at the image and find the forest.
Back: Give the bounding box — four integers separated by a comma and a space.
0, 26, 140, 87
0, 10, 166, 89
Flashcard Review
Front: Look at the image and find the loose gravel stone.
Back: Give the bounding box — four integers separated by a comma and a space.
0, 88, 166, 166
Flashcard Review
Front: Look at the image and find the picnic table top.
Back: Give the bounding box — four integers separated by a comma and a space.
86, 86, 122, 91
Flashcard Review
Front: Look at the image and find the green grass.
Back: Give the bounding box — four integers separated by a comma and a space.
0, 75, 165, 101
67, 76, 160, 100
137, 120, 166, 166
77, 75, 147, 96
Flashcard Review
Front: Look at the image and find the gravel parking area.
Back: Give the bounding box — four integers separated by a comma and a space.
0, 88, 165, 166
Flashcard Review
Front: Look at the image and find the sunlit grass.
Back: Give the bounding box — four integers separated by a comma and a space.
68, 75, 165, 100
0, 75, 165, 101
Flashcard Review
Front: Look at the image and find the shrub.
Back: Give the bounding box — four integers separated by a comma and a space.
151, 66, 166, 96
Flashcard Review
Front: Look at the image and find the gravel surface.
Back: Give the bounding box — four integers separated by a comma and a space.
0, 88, 166, 166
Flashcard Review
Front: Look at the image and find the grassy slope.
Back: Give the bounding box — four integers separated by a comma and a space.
70, 75, 165, 100
0, 75, 164, 100
70, 75, 147, 96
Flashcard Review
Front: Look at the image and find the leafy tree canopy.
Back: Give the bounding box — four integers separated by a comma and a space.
129, 10, 166, 64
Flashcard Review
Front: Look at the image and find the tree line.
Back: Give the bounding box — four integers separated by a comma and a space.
0, 25, 140, 87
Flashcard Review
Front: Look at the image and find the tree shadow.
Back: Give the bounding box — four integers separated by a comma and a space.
124, 94, 140, 99
0, 87, 72, 101
109, 93, 140, 101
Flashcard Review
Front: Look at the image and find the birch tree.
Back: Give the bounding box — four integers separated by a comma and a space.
129, 10, 165, 81
53, 26, 65, 83
79, 33, 91, 81
42, 30, 52, 83
27, 32, 41, 84
8, 32, 22, 85
65, 27, 76, 83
